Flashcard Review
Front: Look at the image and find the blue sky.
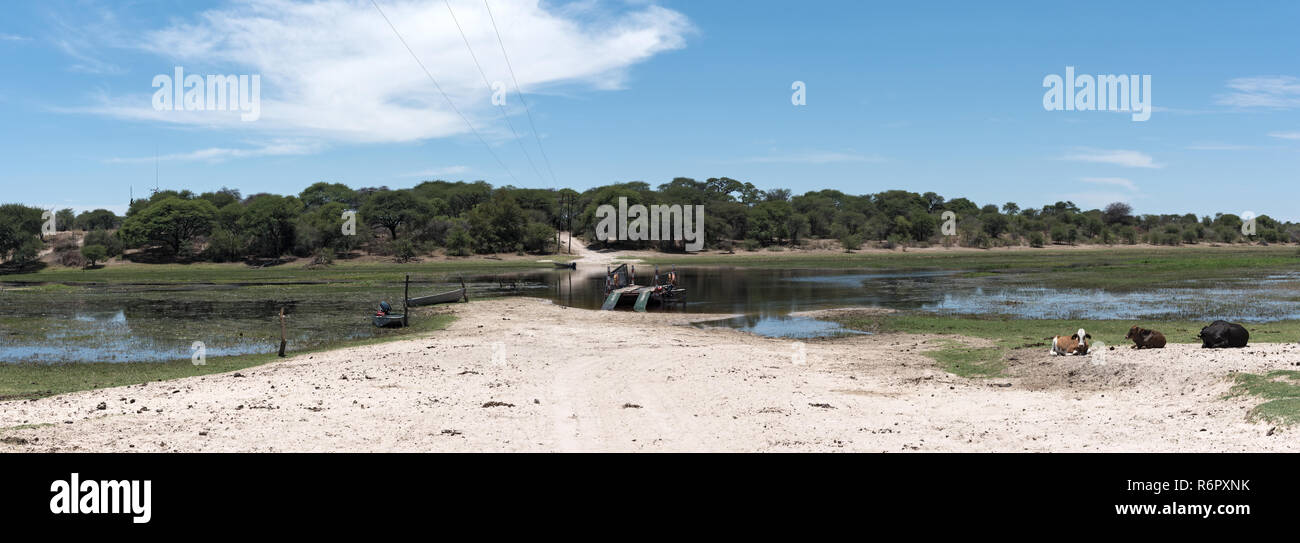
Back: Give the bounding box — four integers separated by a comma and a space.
1, 0, 1298, 220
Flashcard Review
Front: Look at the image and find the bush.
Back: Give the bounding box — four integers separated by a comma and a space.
445, 227, 474, 257
838, 234, 861, 252
53, 238, 83, 267
521, 222, 556, 254
84, 229, 123, 257
10, 237, 42, 265
1050, 224, 1068, 244
1119, 226, 1138, 245
80, 245, 108, 267
742, 239, 761, 251
390, 239, 417, 262
204, 228, 246, 262
1028, 231, 1045, 248
310, 248, 335, 267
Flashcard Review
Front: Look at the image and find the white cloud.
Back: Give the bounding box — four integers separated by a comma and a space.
735, 151, 885, 164
107, 141, 321, 164
1080, 177, 1138, 191
56, 38, 126, 75
83, 0, 692, 147
1216, 76, 1300, 108
1268, 131, 1300, 140
0, 33, 29, 42
1062, 148, 1162, 169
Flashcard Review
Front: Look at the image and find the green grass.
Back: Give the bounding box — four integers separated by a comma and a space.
0, 313, 456, 401
920, 339, 1006, 377
1, 257, 573, 285
1227, 370, 1300, 426
830, 312, 1300, 379
646, 245, 1300, 288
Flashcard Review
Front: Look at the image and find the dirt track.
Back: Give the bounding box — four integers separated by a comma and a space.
2, 297, 1297, 452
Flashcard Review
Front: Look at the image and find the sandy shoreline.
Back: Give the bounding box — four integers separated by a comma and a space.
2, 297, 1297, 452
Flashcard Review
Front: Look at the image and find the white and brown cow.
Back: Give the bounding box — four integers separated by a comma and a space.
1049, 328, 1091, 356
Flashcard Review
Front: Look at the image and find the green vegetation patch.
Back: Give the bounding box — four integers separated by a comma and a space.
1227, 370, 1300, 426
647, 246, 1300, 289
0, 313, 455, 401
921, 339, 1006, 378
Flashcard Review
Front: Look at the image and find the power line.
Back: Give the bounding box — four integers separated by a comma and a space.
443, 0, 547, 187
369, 0, 521, 186
483, 0, 559, 187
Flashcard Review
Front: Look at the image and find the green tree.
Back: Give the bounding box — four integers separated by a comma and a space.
466, 192, 527, 253
56, 208, 75, 232
445, 226, 474, 256
80, 245, 108, 267
0, 204, 45, 261
84, 229, 124, 257
300, 182, 358, 209
118, 197, 218, 255
74, 209, 122, 231
239, 195, 303, 257
522, 222, 556, 253
360, 190, 428, 240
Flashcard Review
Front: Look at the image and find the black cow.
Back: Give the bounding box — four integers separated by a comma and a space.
1198, 320, 1249, 348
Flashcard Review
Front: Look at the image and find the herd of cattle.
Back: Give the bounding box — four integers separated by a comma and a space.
1048, 321, 1251, 356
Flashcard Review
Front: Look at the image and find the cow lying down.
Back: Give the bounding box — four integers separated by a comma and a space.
1198, 320, 1249, 348
1049, 328, 1091, 356
1125, 326, 1166, 349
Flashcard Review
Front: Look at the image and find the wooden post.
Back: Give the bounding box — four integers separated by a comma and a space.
460, 276, 469, 302
403, 275, 410, 328
277, 307, 287, 357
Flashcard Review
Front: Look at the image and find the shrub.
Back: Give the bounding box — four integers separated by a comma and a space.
743, 239, 761, 251
204, 228, 246, 262
84, 229, 123, 257
1028, 231, 1045, 248
1119, 226, 1138, 245
521, 222, 556, 254
390, 239, 417, 262
310, 248, 335, 267
1050, 224, 1068, 243
80, 245, 108, 267
838, 234, 862, 252
445, 227, 474, 257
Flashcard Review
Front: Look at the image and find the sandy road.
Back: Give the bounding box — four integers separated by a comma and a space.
1, 297, 1297, 452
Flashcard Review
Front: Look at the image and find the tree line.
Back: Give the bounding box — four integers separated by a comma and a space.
1, 177, 1296, 267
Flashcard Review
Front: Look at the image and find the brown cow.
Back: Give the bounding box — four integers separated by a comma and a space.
1049, 328, 1091, 356
1125, 326, 1167, 349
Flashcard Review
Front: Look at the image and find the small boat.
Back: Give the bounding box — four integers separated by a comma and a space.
407, 287, 468, 307
553, 262, 577, 270
372, 314, 405, 328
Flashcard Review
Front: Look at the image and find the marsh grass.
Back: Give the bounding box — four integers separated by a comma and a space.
647, 246, 1300, 289
0, 313, 456, 401
1, 258, 569, 285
